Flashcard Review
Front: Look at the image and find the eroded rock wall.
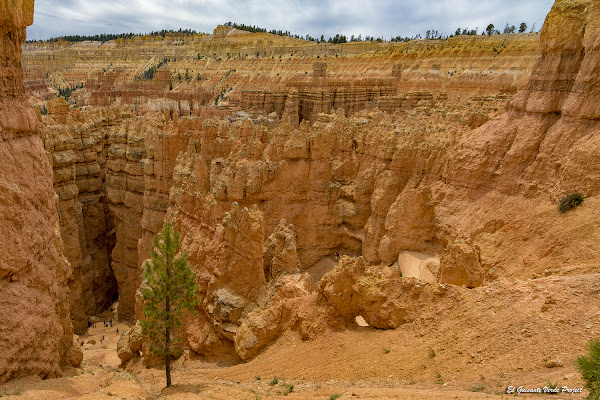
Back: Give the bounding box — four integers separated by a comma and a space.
41, 106, 126, 332
0, 0, 80, 383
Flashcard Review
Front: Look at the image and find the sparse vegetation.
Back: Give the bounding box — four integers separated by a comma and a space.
139, 58, 168, 80
283, 384, 294, 395
559, 192, 584, 213
26, 29, 200, 44
428, 347, 436, 358
0, 387, 23, 397
576, 339, 600, 399
55, 82, 83, 100
545, 380, 559, 395
435, 371, 444, 385
269, 377, 279, 386
469, 383, 485, 392
328, 394, 342, 400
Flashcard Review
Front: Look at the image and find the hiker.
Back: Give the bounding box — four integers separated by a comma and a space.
109, 319, 112, 327
335, 252, 339, 261
116, 328, 119, 334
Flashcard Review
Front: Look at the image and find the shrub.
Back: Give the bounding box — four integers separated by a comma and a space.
576, 339, 600, 399
268, 377, 278, 386
545, 380, 559, 395
469, 383, 485, 392
328, 394, 342, 400
428, 347, 436, 358
283, 384, 294, 395
559, 192, 584, 213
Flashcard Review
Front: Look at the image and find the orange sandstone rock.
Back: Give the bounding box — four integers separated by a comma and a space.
0, 0, 80, 382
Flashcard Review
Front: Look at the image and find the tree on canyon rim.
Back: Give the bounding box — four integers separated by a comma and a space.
140, 222, 200, 387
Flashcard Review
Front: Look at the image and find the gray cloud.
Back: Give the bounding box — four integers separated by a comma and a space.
26, 0, 555, 41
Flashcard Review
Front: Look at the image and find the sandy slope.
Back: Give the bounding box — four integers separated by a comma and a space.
1, 274, 594, 400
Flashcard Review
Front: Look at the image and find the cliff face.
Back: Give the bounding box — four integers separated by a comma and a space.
0, 0, 80, 383
41, 104, 124, 333
436, 0, 600, 277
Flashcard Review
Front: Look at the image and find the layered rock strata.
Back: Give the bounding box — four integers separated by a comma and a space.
41, 106, 125, 332
0, 0, 80, 383
22, 29, 541, 115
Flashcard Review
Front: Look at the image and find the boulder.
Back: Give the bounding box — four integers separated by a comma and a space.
62, 336, 83, 367
234, 304, 282, 360
129, 322, 143, 352
117, 329, 134, 362
317, 256, 411, 329
437, 239, 484, 288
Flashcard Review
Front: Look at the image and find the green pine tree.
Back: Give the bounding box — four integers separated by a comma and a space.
576, 339, 600, 399
140, 222, 200, 387
519, 22, 528, 33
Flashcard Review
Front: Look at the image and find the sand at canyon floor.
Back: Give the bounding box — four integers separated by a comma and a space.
0, 305, 589, 400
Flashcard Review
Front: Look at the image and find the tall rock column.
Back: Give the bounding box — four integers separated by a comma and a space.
0, 0, 80, 383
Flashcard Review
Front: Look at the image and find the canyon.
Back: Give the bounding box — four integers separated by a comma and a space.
1, 0, 600, 398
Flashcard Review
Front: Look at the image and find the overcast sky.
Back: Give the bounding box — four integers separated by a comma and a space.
26, 0, 555, 41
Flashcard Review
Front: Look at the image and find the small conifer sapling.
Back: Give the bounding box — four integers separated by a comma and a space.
140, 222, 200, 387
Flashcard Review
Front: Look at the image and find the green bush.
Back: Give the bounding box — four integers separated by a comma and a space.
576, 339, 600, 399
545, 380, 559, 395
283, 384, 294, 395
469, 383, 485, 392
559, 193, 584, 213
428, 347, 436, 358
